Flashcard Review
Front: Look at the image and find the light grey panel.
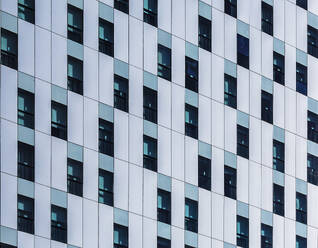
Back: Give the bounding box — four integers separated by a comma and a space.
186, 42, 199, 61
263, 0, 273, 6
185, 230, 197, 247
52, 85, 67, 105
114, 59, 129, 79
18, 125, 34, 146
261, 210, 273, 226
296, 222, 307, 238
273, 38, 284, 55
67, 39, 84, 60
224, 59, 237, 78
261, 76, 273, 94
157, 222, 171, 239
296, 179, 307, 195
144, 71, 157, 91
18, 72, 34, 93
185, 183, 198, 201
296, 49, 307, 66
68, 142, 83, 162
237, 201, 249, 218
114, 208, 129, 227
18, 178, 34, 198
273, 170, 284, 186
158, 173, 171, 192
308, 12, 318, 29
68, 0, 83, 9
198, 141, 212, 159
51, 188, 67, 208
224, 242, 236, 248
0, 226, 17, 246
68, 245, 80, 248
237, 20, 249, 38
1, 11, 17, 33
308, 141, 318, 157
99, 2, 114, 23
199, 1, 211, 20
99, 102, 114, 122
308, 97, 318, 115
185, 89, 198, 107
273, 126, 284, 143
224, 151, 236, 169
237, 111, 249, 128
99, 153, 114, 172
158, 29, 171, 49
144, 120, 157, 139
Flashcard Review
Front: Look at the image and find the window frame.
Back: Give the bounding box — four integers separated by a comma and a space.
224, 0, 237, 18
185, 104, 198, 140
1, 28, 18, 70
261, 90, 273, 124
51, 101, 68, 141
114, 0, 129, 14
307, 153, 318, 185
198, 156, 211, 191
237, 34, 249, 69
273, 51, 285, 85
296, 235, 307, 248
67, 4, 83, 44
157, 189, 171, 225
224, 73, 237, 109
308, 25, 318, 59
143, 86, 158, 124
114, 74, 129, 112
157, 237, 171, 248
261, 1, 273, 36
98, 168, 114, 206
273, 184, 284, 216
18, 88, 34, 129
185, 198, 198, 233
18, 141, 34, 182
143, 135, 158, 172
224, 165, 237, 200
99, 118, 114, 157
273, 139, 285, 173
114, 224, 129, 248
51, 205, 67, 244
308, 110, 318, 143
237, 215, 249, 248
198, 16, 211, 52
237, 125, 249, 159
185, 56, 199, 93
99, 18, 114, 57
67, 55, 83, 95
158, 44, 172, 81
67, 158, 83, 197
261, 223, 273, 248
17, 195, 34, 234
297, 0, 307, 10
296, 192, 307, 225
296, 62, 307, 96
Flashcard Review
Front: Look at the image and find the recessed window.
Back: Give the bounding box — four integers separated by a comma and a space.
18, 88, 34, 129
297, 0, 307, 10
1, 28, 18, 70
307, 153, 318, 185
51, 101, 67, 140
273, 52, 285, 85
296, 62, 307, 96
273, 184, 284, 216
143, 135, 157, 172
114, 224, 128, 248
114, 0, 129, 14
18, 0, 35, 24
143, 86, 157, 124
198, 16, 211, 52
273, 140, 284, 173
158, 237, 170, 248
237, 125, 249, 159
185, 56, 199, 93
51, 205, 67, 243
144, 0, 157, 27
261, 90, 273, 124
308, 111, 318, 143
99, 18, 114, 57
198, 156, 211, 191
296, 236, 307, 248
224, 0, 237, 18
262, 2, 273, 36
261, 224, 272, 248
224, 165, 236, 200
18, 142, 34, 182
185, 104, 198, 139
158, 44, 171, 81
0, 243, 17, 248
98, 169, 113, 206
67, 158, 83, 197
237, 34, 249, 69
99, 119, 114, 157
67, 56, 83, 95
296, 192, 307, 225
185, 198, 198, 233
157, 189, 171, 224
67, 4, 83, 44
114, 75, 129, 112
17, 195, 34, 234
224, 74, 237, 109
237, 216, 249, 248
308, 25, 318, 59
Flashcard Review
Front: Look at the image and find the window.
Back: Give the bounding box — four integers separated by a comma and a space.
17, 195, 34, 234
308, 111, 318, 143
262, 2, 273, 36
67, 4, 83, 44
114, 224, 128, 248
185, 198, 198, 233
185, 104, 198, 139
158, 189, 171, 224
0, 243, 16, 248
185, 56, 199, 92
1, 29, 18, 70
98, 169, 113, 206
158, 237, 170, 248
158, 44, 171, 81
185, 246, 195, 248
99, 18, 114, 57
99, 119, 114, 157
51, 101, 67, 140
296, 192, 307, 225
261, 224, 272, 248
237, 216, 249, 248
273, 140, 284, 173
224, 0, 237, 18
18, 0, 35, 24
114, 0, 129, 14
67, 158, 83, 197
143, 86, 157, 124
297, 0, 307, 10
224, 165, 236, 200
51, 205, 67, 243
18, 142, 34, 182
308, 25, 318, 59
308, 153, 318, 185
224, 74, 237, 109
144, 0, 157, 27
18, 88, 34, 129
273, 184, 284, 216
261, 90, 273, 124
237, 34, 249, 69
237, 125, 249, 159
143, 135, 157, 172
114, 75, 129, 112
198, 16, 211, 52
198, 156, 211, 191
296, 236, 307, 248
273, 52, 285, 85
67, 56, 83, 95
296, 62, 307, 96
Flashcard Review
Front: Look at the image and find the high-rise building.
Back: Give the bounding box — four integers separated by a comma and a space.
0, 0, 316, 247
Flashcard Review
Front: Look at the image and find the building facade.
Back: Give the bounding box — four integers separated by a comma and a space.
0, 0, 317, 247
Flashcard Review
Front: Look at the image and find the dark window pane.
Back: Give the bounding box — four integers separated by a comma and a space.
99, 18, 114, 57
185, 198, 198, 233
273, 140, 284, 173
261, 90, 273, 124
237, 216, 249, 248
18, 0, 35, 24
158, 237, 170, 248
296, 192, 307, 225
68, 56, 83, 95
273, 184, 284, 216
51, 101, 67, 140
185, 104, 198, 139
297, 0, 307, 10
308, 25, 318, 59
144, 0, 157, 27
198, 16, 211, 52
296, 62, 307, 95
261, 224, 273, 248
308, 111, 318, 143
18, 142, 34, 182
185, 56, 199, 92
224, 166, 236, 200
237, 34, 249, 69
18, 88, 34, 129
99, 169, 113, 206
114, 75, 129, 112
262, 2, 273, 36
158, 189, 171, 224
224, 74, 237, 109
296, 236, 307, 248
198, 156, 211, 191
114, 224, 128, 248
67, 158, 83, 197
99, 119, 114, 156
18, 195, 34, 234
143, 135, 157, 172
237, 125, 249, 159
0, 243, 17, 248
114, 0, 129, 14
308, 153, 318, 185
51, 205, 67, 243
224, 0, 237, 18
273, 52, 285, 85
158, 44, 171, 81
143, 86, 157, 123
1, 29, 18, 70
67, 4, 83, 44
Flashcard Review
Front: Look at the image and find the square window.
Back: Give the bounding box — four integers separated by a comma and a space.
224, 0, 237, 18
185, 198, 198, 233
17, 195, 34, 234
114, 75, 129, 112
185, 56, 199, 92
261, 90, 273, 124
68, 56, 83, 95
273, 140, 284, 173
51, 101, 67, 140
51, 205, 67, 243
157, 189, 171, 224
308, 111, 318, 143
273, 184, 284, 216
224, 165, 236, 200
67, 158, 83, 197
296, 62, 307, 95
114, 224, 128, 248
1, 28, 18, 70
18, 0, 35, 24
224, 74, 237, 109
237, 34, 249, 69
143, 86, 157, 124
237, 216, 249, 248
18, 142, 34, 182
185, 104, 198, 139
296, 192, 307, 225
99, 169, 114, 206
307, 153, 318, 185
273, 52, 285, 85
18, 88, 34, 129
308, 25, 318, 59
262, 2, 273, 36
144, 0, 158, 27
237, 125, 249, 159
99, 119, 114, 156
99, 18, 114, 57
198, 16, 211, 52
143, 135, 157, 172
114, 0, 129, 14
261, 224, 273, 248
158, 44, 171, 81
67, 4, 83, 44
198, 156, 211, 191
